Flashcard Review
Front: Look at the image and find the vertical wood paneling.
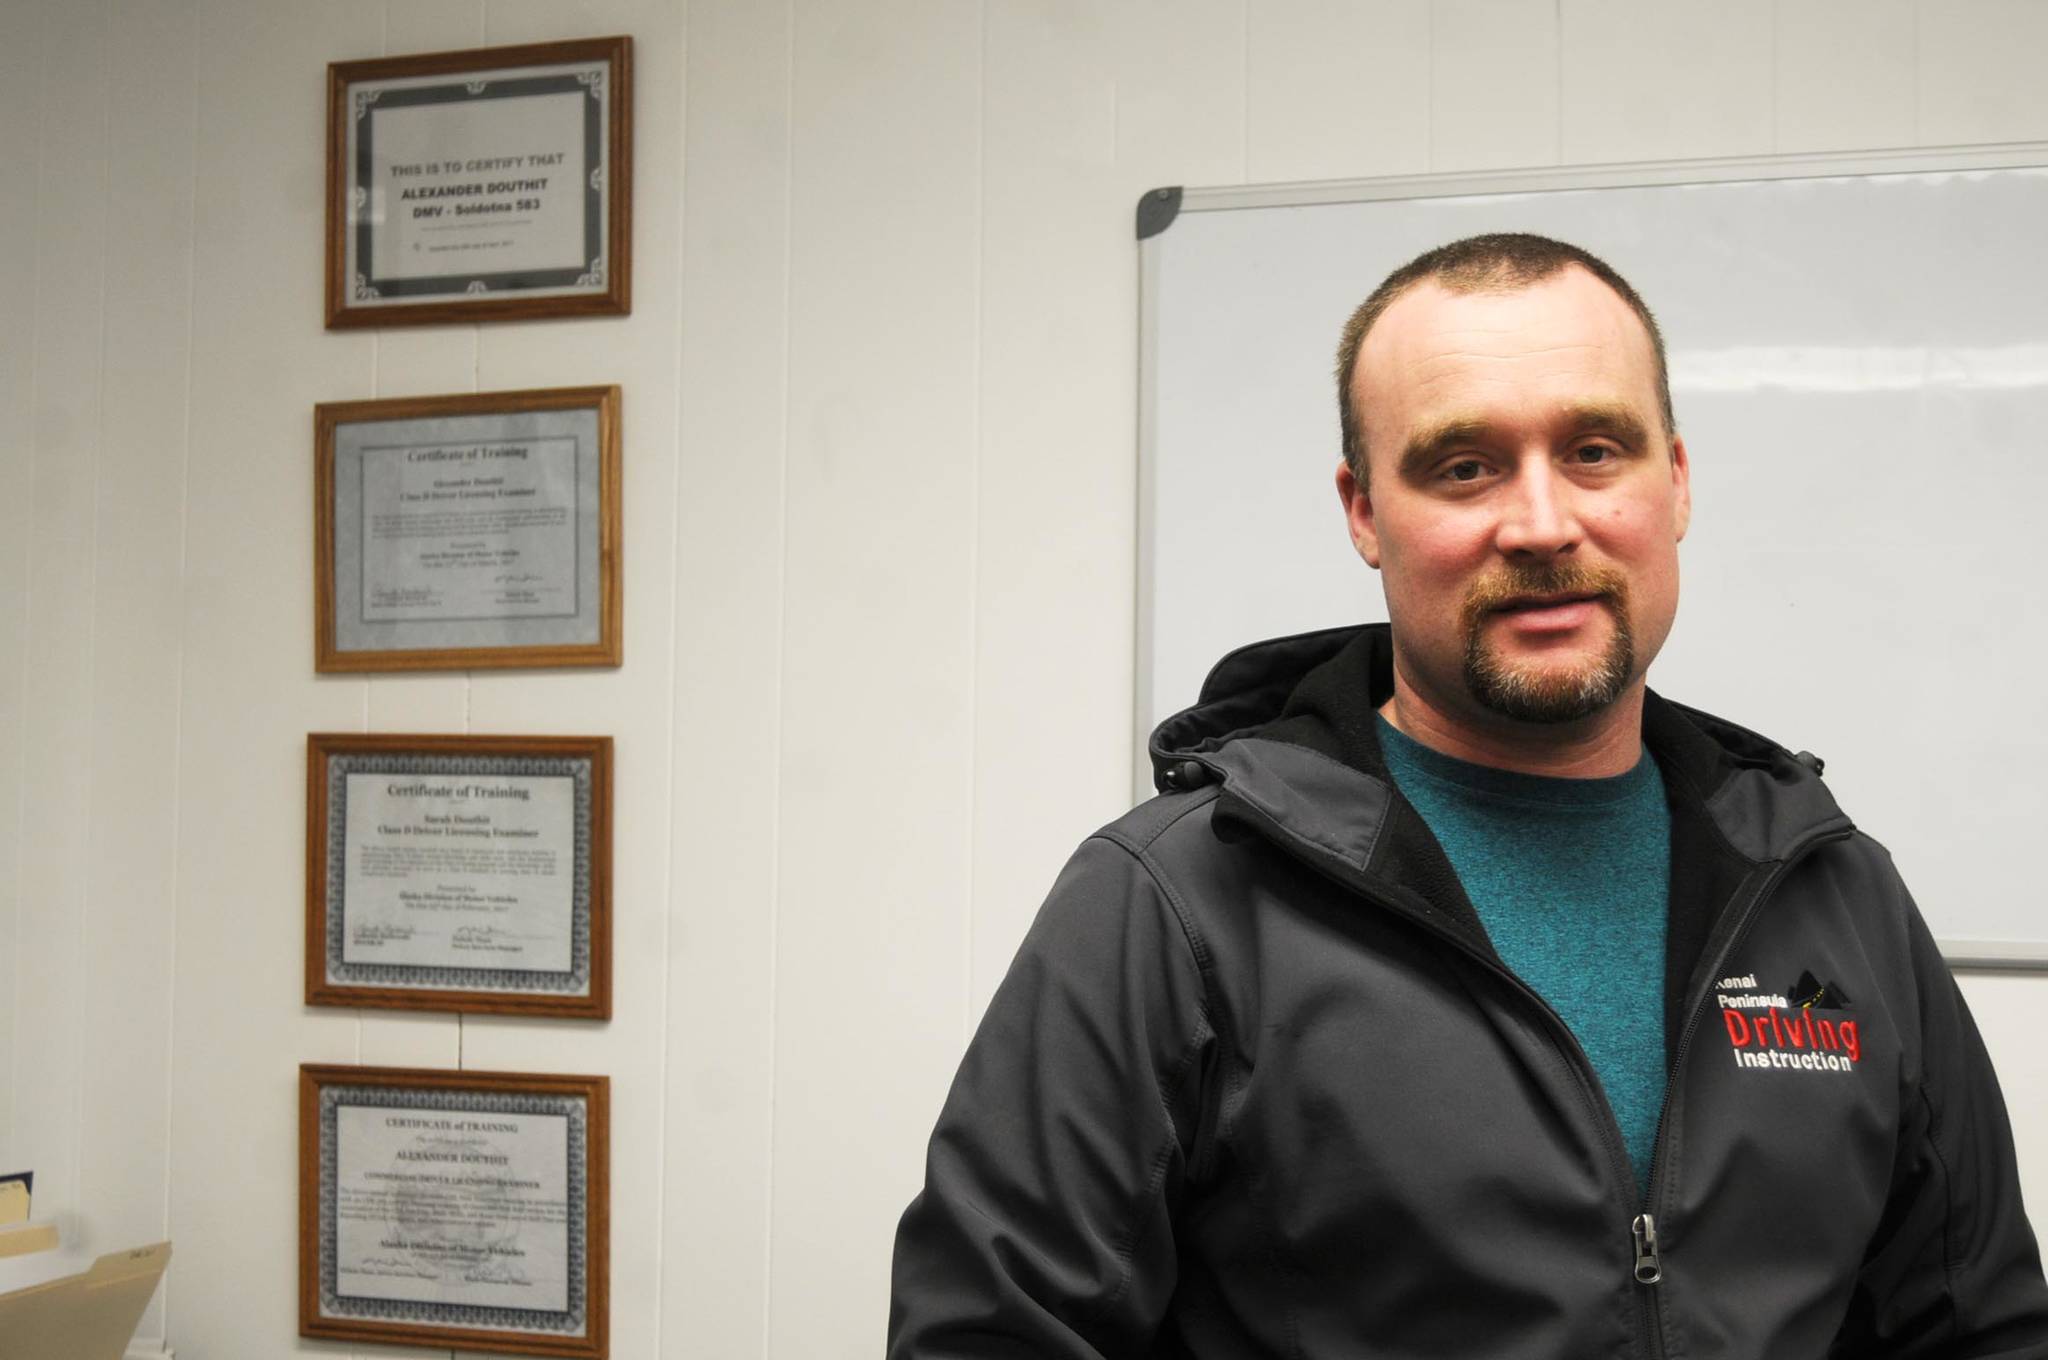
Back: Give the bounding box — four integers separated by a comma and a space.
1111, 0, 1247, 188
1916, 0, 2048, 145
362, 673, 469, 738
969, 1, 1131, 1019
1775, 0, 1916, 153
372, 329, 481, 401
386, 0, 485, 62
772, 2, 981, 1351
1559, 0, 1775, 163
352, 1011, 462, 1078
1245, 0, 1431, 184
485, 0, 623, 41
662, 0, 790, 1353
15, 0, 109, 1255
73, 5, 196, 1347
168, 0, 384, 1349
0, 2, 44, 1162
1430, 0, 1559, 172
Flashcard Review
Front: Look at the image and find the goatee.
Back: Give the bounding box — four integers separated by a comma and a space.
1460, 563, 1634, 724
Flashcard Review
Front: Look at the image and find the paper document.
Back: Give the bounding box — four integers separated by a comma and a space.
0, 1221, 58, 1260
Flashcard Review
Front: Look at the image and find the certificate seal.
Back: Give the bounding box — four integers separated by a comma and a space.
386, 1133, 540, 1290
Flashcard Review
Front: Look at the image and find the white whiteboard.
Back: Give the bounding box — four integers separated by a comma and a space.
1137, 148, 2048, 961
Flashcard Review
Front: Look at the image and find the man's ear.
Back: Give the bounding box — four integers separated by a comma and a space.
1335, 460, 1382, 569
1670, 433, 1692, 543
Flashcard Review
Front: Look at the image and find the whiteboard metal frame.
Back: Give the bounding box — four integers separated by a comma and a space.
1135, 142, 2048, 971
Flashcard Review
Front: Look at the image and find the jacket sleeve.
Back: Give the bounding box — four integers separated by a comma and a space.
887, 833, 1213, 1359
1832, 895, 2048, 1357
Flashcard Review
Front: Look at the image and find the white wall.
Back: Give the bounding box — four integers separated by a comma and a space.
2, 2, 2045, 1356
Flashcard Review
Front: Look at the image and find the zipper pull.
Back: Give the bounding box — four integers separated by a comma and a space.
1632, 1213, 1662, 1285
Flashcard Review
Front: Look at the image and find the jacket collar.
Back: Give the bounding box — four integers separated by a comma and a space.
1150, 623, 1851, 873
1151, 625, 1855, 1049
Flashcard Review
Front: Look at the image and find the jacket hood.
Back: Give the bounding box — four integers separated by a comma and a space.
1149, 623, 1852, 879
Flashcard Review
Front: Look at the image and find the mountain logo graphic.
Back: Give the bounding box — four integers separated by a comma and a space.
1786, 970, 1852, 1011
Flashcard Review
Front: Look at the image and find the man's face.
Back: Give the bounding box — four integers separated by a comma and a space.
1336, 267, 1691, 728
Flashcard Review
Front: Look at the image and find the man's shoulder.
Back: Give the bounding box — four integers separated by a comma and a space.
1088, 783, 1225, 864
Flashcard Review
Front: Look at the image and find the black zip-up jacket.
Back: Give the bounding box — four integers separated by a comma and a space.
889, 625, 2048, 1358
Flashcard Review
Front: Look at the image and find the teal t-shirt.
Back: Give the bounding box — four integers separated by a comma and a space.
1375, 716, 1671, 1192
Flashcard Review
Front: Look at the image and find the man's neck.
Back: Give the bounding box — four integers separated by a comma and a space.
1377, 680, 1647, 779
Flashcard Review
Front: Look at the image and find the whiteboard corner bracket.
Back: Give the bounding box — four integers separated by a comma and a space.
1137, 186, 1183, 241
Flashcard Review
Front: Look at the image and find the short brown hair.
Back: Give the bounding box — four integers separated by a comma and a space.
1334, 233, 1675, 483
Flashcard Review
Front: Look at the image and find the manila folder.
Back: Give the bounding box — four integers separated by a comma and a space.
0, 1241, 170, 1360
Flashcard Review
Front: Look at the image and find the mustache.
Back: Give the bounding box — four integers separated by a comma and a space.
1460, 562, 1630, 625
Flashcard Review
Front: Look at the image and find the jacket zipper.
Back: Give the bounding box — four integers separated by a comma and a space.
1632, 1213, 1661, 1284
1226, 787, 1853, 1359
1626, 824, 1852, 1356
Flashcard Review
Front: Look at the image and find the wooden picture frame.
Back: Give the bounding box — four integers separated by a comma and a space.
300, 1064, 609, 1358
306, 733, 613, 1019
326, 36, 632, 327
315, 386, 621, 672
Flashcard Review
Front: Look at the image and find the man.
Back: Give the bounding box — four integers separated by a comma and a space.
888, 234, 2048, 1357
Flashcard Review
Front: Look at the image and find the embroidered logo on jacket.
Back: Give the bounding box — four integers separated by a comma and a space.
1715, 971, 1861, 1072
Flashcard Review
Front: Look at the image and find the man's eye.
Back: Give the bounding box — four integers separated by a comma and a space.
1573, 444, 1616, 464
1443, 459, 1486, 482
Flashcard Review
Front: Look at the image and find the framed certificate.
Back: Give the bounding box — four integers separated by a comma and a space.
326, 36, 632, 327
300, 1065, 609, 1358
306, 734, 612, 1019
315, 386, 621, 672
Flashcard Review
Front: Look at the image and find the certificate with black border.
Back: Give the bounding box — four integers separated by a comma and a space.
326, 36, 631, 327
300, 1065, 609, 1358
306, 733, 613, 1020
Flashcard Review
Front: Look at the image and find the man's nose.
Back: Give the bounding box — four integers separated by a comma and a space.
1493, 458, 1580, 558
